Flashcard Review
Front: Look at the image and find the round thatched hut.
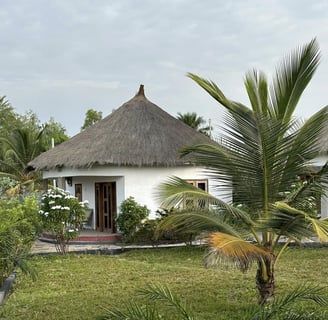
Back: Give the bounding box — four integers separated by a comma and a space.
28, 85, 220, 232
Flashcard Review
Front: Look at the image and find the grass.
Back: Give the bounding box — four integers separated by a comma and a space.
1, 245, 328, 319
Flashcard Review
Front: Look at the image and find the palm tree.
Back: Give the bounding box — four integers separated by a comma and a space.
157, 39, 328, 304
0, 127, 44, 190
177, 112, 212, 136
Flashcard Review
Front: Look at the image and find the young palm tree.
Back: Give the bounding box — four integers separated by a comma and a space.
157, 39, 328, 304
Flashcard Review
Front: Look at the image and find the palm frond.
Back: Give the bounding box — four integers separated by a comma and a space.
187, 72, 250, 115
244, 69, 270, 116
276, 284, 328, 307
245, 285, 328, 320
272, 202, 328, 242
156, 212, 241, 240
103, 301, 162, 320
138, 284, 195, 320
205, 232, 271, 272
270, 38, 320, 122
156, 176, 254, 227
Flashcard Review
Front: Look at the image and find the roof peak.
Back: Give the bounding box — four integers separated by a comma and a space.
135, 84, 146, 98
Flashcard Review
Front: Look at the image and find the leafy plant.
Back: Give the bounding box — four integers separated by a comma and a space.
103, 284, 195, 320
39, 187, 88, 254
116, 197, 150, 242
245, 285, 328, 320
103, 284, 327, 320
0, 195, 40, 286
157, 39, 328, 304
133, 209, 197, 246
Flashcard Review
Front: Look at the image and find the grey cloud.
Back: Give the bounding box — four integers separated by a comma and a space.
0, 0, 327, 135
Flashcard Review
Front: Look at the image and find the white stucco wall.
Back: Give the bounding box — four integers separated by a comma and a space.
308, 156, 328, 219
42, 165, 229, 221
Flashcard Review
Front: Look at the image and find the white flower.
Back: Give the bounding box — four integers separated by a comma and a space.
51, 205, 62, 210
39, 210, 44, 215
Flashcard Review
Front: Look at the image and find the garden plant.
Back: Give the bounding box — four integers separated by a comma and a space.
0, 195, 40, 287
116, 196, 150, 242
39, 187, 88, 254
103, 283, 328, 320
158, 38, 328, 304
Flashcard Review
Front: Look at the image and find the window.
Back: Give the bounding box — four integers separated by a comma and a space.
187, 180, 208, 191
184, 180, 208, 209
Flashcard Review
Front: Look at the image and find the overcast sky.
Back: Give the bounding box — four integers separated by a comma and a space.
1, 0, 328, 137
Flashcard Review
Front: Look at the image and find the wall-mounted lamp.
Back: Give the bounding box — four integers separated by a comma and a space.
65, 177, 72, 186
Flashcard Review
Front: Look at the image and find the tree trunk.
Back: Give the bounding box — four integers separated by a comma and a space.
256, 255, 275, 304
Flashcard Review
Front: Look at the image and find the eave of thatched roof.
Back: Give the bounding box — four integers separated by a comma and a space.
318, 128, 328, 155
28, 85, 215, 171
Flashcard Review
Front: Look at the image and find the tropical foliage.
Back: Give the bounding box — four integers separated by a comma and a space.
0, 127, 45, 190
39, 188, 88, 254
0, 98, 68, 194
0, 195, 40, 286
81, 108, 103, 131
116, 197, 150, 242
177, 112, 212, 136
157, 39, 328, 304
103, 284, 195, 320
40, 117, 69, 151
103, 284, 328, 320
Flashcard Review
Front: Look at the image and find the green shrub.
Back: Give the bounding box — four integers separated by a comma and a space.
133, 209, 198, 246
0, 195, 40, 286
116, 197, 149, 242
154, 209, 198, 245
133, 219, 160, 245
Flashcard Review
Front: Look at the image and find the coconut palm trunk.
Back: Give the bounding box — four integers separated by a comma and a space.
157, 38, 328, 304
256, 255, 275, 304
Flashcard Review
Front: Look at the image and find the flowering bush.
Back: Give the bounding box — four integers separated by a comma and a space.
39, 188, 88, 254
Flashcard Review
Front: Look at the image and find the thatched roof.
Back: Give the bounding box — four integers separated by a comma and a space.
28, 85, 214, 171
318, 126, 328, 155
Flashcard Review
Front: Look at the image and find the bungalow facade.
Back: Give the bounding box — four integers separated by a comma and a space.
28, 85, 225, 232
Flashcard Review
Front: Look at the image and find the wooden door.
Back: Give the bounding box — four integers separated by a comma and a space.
95, 182, 117, 232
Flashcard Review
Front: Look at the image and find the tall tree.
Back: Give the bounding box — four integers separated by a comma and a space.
81, 108, 102, 131
41, 117, 69, 151
0, 98, 68, 194
158, 39, 328, 304
177, 112, 212, 136
0, 96, 21, 138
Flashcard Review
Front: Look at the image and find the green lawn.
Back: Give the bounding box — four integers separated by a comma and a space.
1, 245, 328, 319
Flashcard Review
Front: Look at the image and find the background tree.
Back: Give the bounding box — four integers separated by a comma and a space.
0, 99, 68, 194
0, 96, 21, 138
158, 39, 328, 304
0, 127, 45, 190
177, 112, 212, 136
41, 117, 69, 151
81, 108, 103, 131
